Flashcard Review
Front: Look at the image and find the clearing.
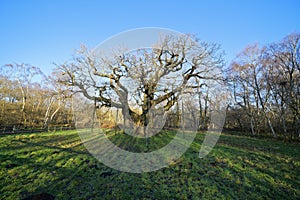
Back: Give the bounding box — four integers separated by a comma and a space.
0, 130, 299, 199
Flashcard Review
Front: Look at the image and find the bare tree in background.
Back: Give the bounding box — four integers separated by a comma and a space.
229, 44, 277, 137
1, 64, 44, 128
227, 32, 300, 139
264, 32, 300, 139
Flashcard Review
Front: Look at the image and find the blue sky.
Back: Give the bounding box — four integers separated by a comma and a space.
1, 0, 299, 75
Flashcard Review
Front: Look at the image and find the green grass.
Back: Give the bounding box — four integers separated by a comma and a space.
0, 130, 299, 199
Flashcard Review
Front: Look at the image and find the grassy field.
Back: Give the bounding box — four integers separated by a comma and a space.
0, 130, 299, 199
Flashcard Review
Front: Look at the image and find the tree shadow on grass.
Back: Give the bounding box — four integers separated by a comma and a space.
1, 131, 300, 199
209, 144, 300, 199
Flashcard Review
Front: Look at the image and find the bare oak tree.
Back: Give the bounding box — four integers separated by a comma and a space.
57, 34, 224, 136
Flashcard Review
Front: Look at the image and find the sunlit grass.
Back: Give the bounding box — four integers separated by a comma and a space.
0, 130, 299, 199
